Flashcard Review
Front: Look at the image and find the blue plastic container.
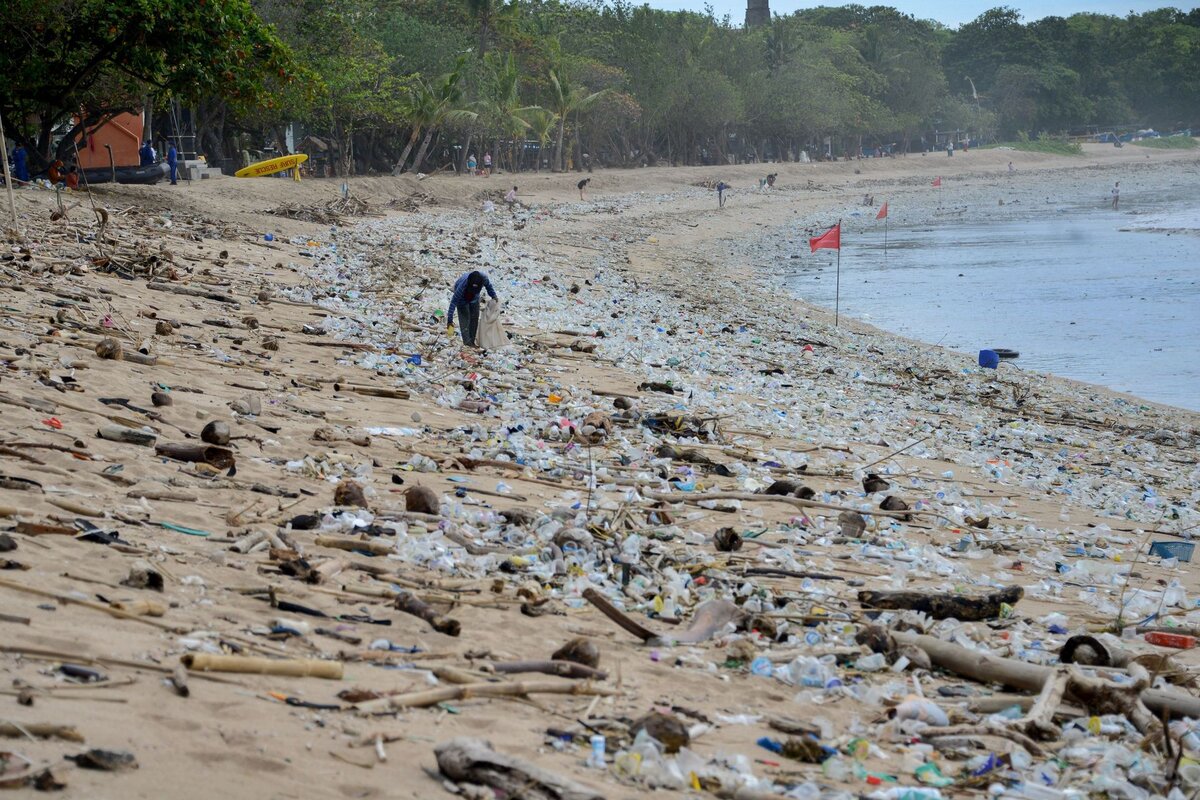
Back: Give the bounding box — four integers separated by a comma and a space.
978, 349, 1000, 369
1149, 541, 1195, 563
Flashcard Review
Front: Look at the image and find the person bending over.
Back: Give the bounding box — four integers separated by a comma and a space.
447, 270, 498, 347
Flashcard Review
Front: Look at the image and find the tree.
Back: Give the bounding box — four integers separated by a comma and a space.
0, 0, 298, 166
474, 54, 538, 172
520, 108, 559, 170
547, 68, 606, 171
397, 62, 475, 174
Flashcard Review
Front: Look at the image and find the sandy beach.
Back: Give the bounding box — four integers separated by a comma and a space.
2, 143, 1199, 799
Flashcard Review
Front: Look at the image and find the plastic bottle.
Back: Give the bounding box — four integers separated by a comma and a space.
750, 656, 774, 677
854, 653, 887, 672
1145, 631, 1197, 649
586, 735, 606, 768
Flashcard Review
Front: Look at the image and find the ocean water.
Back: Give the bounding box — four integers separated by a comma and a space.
785, 195, 1200, 411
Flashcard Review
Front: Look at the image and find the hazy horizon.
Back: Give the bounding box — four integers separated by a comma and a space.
640, 1, 1179, 28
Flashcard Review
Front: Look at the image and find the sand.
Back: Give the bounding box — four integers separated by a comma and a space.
1, 143, 1199, 798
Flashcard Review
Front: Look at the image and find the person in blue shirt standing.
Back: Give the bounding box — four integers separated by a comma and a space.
167, 142, 178, 184
11, 144, 29, 183
446, 270, 498, 347
716, 180, 728, 208
139, 141, 155, 167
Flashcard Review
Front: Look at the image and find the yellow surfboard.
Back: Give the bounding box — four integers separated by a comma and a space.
235, 153, 309, 179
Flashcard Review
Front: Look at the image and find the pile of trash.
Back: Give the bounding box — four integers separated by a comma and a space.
2, 183, 1199, 799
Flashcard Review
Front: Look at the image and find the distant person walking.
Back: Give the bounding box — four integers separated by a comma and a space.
10, 144, 29, 183
467, 153, 477, 174
447, 270, 499, 348
577, 177, 590, 200
1111, 181, 1120, 210
483, 152, 492, 175
716, 180, 728, 208
167, 142, 179, 185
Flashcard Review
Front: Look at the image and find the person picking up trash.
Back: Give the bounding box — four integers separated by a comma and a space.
447, 270, 498, 347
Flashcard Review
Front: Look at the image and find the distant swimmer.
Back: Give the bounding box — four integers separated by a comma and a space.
577, 177, 590, 200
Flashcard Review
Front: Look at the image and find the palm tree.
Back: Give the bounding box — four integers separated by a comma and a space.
520, 108, 559, 171
396, 61, 475, 174
475, 53, 536, 172
461, 0, 499, 58
547, 68, 606, 172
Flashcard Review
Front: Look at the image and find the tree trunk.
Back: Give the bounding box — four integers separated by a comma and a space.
396, 127, 421, 174
411, 127, 436, 174
459, 128, 474, 174
554, 117, 566, 172
143, 97, 154, 144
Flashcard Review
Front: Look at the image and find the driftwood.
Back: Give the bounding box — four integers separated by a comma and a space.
434, 737, 604, 800
858, 586, 1023, 621
0, 722, 85, 742
581, 587, 656, 642
580, 588, 743, 646
893, 630, 1200, 722
355, 679, 616, 714
918, 723, 1046, 757
395, 591, 460, 636
146, 281, 239, 305
0, 577, 183, 633
314, 535, 394, 556
154, 443, 235, 469
488, 661, 608, 681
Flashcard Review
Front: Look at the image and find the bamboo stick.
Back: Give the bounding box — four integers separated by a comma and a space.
181, 653, 344, 680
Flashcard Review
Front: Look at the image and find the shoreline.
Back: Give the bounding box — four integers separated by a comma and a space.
1, 143, 1199, 798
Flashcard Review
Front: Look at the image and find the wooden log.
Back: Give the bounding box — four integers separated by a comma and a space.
181, 653, 343, 680
0, 722, 85, 742
893, 630, 1200, 721
858, 586, 1023, 621
154, 443, 235, 469
146, 281, 239, 305
434, 737, 604, 800
489, 660, 608, 681
0, 577, 183, 632
581, 587, 657, 642
315, 536, 394, 556
394, 591, 460, 636
356, 680, 616, 714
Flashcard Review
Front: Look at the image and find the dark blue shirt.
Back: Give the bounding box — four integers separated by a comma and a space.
447, 273, 497, 321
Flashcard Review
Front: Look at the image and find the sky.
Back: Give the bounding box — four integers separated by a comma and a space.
642, 1, 1175, 28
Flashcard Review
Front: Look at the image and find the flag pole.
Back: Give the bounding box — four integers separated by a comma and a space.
834, 218, 842, 327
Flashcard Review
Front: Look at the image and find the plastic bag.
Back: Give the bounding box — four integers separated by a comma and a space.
477, 299, 508, 351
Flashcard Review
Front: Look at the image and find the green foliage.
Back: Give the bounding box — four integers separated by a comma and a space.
6, 0, 1196, 172
1133, 136, 1198, 149
0, 0, 299, 159
983, 137, 1083, 155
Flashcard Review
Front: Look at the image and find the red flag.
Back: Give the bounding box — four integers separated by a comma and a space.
932, 177, 942, 187
809, 223, 840, 253
876, 202, 888, 220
